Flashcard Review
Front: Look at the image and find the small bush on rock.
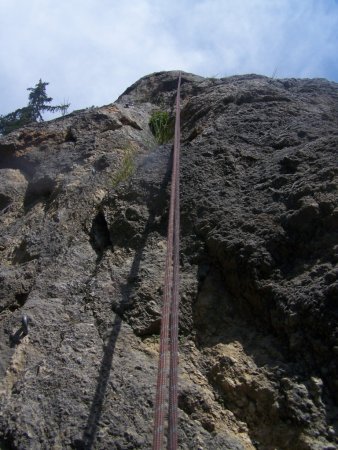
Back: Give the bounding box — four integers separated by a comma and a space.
149, 111, 172, 144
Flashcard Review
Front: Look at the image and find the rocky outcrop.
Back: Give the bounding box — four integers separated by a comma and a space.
0, 71, 337, 449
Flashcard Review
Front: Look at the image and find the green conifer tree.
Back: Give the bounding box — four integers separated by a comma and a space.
0, 80, 70, 135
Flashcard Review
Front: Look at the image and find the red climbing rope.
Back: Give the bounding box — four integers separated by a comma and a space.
153, 73, 181, 450
168, 72, 181, 450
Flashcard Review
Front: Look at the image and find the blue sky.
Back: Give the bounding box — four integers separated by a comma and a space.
1, 0, 338, 118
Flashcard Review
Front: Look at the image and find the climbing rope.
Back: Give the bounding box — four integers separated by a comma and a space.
153, 73, 181, 450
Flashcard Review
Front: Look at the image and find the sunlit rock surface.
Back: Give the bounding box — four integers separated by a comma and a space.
0, 71, 337, 449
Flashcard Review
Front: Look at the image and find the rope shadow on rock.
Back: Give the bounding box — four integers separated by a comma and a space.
79, 147, 172, 450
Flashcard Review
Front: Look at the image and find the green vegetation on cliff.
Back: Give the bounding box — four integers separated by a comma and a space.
149, 110, 172, 144
112, 146, 136, 187
0, 80, 69, 135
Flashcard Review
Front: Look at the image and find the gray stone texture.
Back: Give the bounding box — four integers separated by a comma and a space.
0, 71, 337, 449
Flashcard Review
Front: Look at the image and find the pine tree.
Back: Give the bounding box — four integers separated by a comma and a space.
0, 80, 70, 135
0, 107, 34, 136
27, 79, 69, 121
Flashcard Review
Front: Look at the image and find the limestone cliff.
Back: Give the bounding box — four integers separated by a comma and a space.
0, 71, 337, 449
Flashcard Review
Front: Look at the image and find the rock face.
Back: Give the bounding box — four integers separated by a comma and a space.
0, 71, 337, 449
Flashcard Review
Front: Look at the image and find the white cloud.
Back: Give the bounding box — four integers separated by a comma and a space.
0, 0, 337, 116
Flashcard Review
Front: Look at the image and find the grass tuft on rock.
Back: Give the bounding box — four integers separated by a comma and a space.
149, 111, 172, 144
112, 146, 136, 188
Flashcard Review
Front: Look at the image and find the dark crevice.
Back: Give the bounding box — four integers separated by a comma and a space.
15, 292, 29, 307
0, 194, 12, 212
7, 292, 29, 313
93, 156, 110, 172
119, 115, 142, 130
89, 211, 112, 256
65, 127, 77, 142
23, 177, 56, 211
0, 436, 15, 450
0, 147, 36, 177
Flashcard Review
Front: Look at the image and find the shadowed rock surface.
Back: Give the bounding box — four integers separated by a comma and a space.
0, 71, 337, 449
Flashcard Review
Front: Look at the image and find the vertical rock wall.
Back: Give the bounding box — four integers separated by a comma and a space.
0, 71, 337, 449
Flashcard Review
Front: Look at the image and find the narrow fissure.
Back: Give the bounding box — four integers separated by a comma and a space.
7, 292, 29, 313
89, 210, 112, 255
